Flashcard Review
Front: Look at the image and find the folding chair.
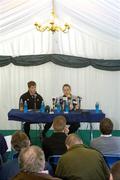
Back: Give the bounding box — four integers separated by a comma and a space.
48, 155, 61, 173
104, 154, 120, 168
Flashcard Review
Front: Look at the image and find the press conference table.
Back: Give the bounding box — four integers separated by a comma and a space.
8, 109, 105, 140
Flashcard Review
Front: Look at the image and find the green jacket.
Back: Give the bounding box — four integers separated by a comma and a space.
55, 144, 110, 180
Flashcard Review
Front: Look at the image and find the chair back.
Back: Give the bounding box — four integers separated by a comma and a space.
48, 155, 61, 165
104, 154, 120, 168
48, 155, 61, 173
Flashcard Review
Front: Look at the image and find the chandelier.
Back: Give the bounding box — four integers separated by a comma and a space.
34, 0, 70, 33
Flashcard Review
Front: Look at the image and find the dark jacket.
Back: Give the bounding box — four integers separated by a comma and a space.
55, 144, 110, 180
20, 91, 43, 110
0, 159, 19, 180
42, 132, 67, 161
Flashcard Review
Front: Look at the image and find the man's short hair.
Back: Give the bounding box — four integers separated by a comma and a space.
100, 118, 113, 135
65, 133, 83, 148
111, 161, 120, 180
53, 116, 66, 132
19, 146, 45, 173
27, 81, 36, 88
62, 84, 71, 90
11, 131, 30, 152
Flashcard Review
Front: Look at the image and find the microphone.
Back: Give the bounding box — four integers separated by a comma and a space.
34, 93, 37, 99
68, 97, 71, 103
77, 96, 82, 110
52, 97, 56, 110
45, 105, 50, 113
60, 98, 63, 111
63, 96, 67, 101
72, 99, 77, 111
34, 93, 37, 110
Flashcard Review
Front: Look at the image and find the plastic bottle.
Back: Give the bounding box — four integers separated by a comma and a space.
95, 102, 99, 113
56, 101, 61, 113
64, 100, 69, 113
19, 98, 24, 112
40, 101, 45, 113
24, 100, 28, 113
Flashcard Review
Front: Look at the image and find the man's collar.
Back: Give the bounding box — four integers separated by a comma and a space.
101, 134, 112, 137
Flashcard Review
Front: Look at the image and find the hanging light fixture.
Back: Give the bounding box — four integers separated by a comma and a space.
34, 0, 70, 33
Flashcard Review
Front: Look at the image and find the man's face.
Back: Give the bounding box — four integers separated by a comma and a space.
28, 85, 36, 95
63, 86, 71, 97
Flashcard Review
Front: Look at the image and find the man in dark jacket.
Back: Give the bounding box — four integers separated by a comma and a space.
42, 116, 68, 161
20, 81, 43, 139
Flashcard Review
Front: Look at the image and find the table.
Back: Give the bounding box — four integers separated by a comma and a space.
8, 109, 105, 140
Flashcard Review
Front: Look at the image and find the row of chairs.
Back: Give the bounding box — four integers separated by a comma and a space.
3, 135, 120, 170
48, 154, 120, 171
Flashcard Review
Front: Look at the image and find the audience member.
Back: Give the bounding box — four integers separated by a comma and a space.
42, 84, 80, 137
0, 134, 8, 162
0, 131, 30, 180
55, 133, 110, 180
20, 81, 43, 139
110, 161, 120, 180
42, 116, 68, 161
90, 118, 120, 154
12, 145, 62, 180
42, 116, 68, 172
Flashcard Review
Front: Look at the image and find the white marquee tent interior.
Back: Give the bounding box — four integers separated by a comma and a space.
0, 0, 120, 130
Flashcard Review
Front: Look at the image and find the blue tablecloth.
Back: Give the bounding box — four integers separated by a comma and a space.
8, 109, 105, 124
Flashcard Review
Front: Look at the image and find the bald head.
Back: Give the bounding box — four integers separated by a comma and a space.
19, 145, 45, 173
65, 134, 83, 149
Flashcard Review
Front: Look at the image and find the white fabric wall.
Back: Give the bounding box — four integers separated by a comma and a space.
0, 63, 120, 130
0, 0, 120, 130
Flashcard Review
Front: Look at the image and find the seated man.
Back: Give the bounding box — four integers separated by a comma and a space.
0, 134, 8, 162
12, 146, 62, 180
42, 84, 80, 137
0, 131, 30, 180
20, 81, 43, 139
90, 118, 120, 155
55, 133, 110, 180
42, 116, 68, 171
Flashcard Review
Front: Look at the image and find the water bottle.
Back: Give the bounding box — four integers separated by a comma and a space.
95, 102, 99, 113
24, 100, 28, 113
64, 100, 69, 113
19, 98, 24, 112
56, 101, 61, 113
40, 101, 45, 113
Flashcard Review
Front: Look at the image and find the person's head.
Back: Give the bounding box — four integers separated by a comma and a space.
65, 133, 83, 149
62, 84, 71, 97
110, 161, 120, 180
100, 118, 113, 135
27, 81, 36, 95
53, 116, 67, 132
11, 131, 30, 153
19, 145, 45, 173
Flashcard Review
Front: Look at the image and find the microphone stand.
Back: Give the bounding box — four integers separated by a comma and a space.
77, 96, 82, 110
34, 94, 37, 111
